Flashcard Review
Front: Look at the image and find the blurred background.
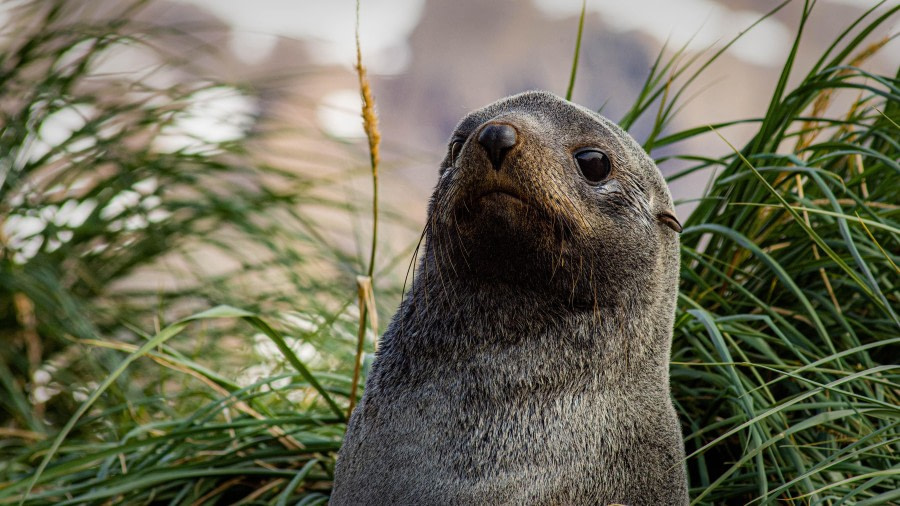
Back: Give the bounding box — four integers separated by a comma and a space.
115, 0, 899, 208
8, 0, 894, 227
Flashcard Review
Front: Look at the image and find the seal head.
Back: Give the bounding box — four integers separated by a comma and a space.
332, 91, 688, 505
430, 91, 681, 308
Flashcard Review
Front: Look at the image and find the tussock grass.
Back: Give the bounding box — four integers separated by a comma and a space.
635, 2, 899, 502
1, 1, 394, 502
0, 0, 897, 504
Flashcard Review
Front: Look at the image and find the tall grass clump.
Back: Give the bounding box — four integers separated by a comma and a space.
626, 2, 898, 503
0, 0, 896, 504
1, 0, 402, 503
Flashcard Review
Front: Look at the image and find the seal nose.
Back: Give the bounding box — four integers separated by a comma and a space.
477, 123, 517, 171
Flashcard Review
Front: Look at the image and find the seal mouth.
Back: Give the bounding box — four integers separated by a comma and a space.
478, 189, 527, 205
448, 171, 574, 242
471, 187, 545, 218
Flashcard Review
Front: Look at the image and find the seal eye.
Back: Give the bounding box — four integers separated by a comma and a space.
450, 140, 464, 163
574, 149, 611, 184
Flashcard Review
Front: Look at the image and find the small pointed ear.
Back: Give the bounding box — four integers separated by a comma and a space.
657, 211, 683, 233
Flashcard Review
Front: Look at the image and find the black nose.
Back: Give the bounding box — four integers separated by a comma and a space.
477, 123, 517, 171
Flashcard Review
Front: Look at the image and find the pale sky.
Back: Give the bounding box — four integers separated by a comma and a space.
178, 0, 888, 72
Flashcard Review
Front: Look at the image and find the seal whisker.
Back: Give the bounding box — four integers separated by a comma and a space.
549, 208, 567, 283
421, 222, 432, 309
451, 211, 471, 270
428, 211, 453, 304
556, 184, 590, 232
402, 224, 429, 302
590, 264, 602, 325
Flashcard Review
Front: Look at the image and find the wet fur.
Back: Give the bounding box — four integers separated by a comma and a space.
331, 91, 688, 505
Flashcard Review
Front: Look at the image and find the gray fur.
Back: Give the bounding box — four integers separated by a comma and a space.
331, 91, 688, 505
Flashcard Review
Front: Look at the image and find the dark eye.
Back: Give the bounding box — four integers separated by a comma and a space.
574, 149, 611, 184
450, 139, 464, 163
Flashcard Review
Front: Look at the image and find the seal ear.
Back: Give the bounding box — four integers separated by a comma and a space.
657, 211, 683, 233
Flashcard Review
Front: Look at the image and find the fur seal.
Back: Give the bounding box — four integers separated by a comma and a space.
331, 91, 688, 505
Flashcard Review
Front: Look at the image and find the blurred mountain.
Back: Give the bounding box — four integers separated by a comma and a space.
373, 0, 653, 151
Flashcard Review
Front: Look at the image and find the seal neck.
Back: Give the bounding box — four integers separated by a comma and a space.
385, 270, 675, 385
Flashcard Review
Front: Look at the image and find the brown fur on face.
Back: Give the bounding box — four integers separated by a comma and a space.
428, 92, 679, 308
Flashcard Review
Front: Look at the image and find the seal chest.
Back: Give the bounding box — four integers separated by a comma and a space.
331, 91, 688, 505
